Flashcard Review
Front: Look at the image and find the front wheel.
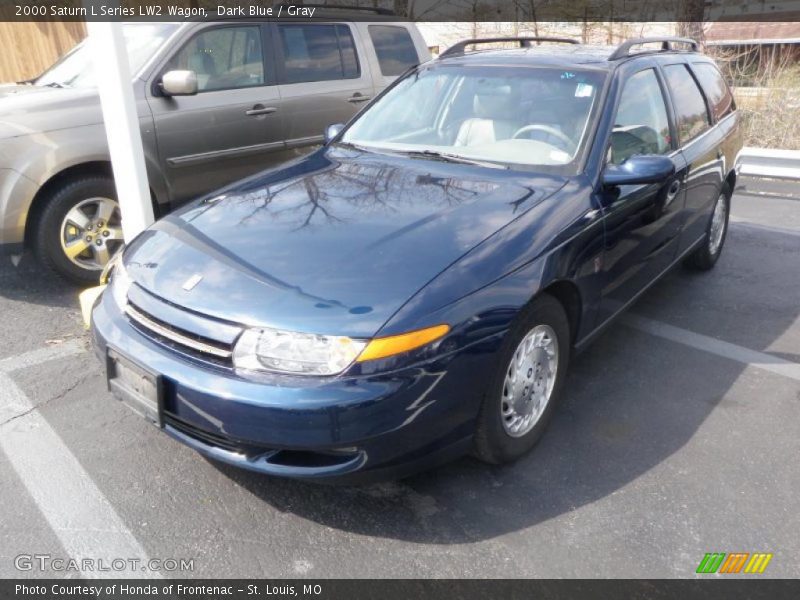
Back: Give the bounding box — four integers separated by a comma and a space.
32, 176, 123, 284
684, 182, 731, 271
474, 294, 570, 464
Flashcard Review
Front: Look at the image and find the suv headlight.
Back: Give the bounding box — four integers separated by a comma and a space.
233, 328, 367, 376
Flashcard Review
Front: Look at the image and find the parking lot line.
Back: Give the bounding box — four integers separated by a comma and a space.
624, 314, 800, 383
0, 339, 85, 374
0, 369, 158, 579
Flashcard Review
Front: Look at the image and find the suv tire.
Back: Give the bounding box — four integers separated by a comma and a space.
33, 176, 122, 285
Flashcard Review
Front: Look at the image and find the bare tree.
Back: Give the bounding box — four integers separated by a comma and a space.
393, 0, 409, 18
677, 0, 706, 44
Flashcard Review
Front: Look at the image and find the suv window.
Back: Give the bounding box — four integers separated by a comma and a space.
368, 25, 418, 76
166, 26, 264, 92
692, 63, 735, 121
663, 64, 711, 144
278, 24, 359, 84
610, 68, 672, 164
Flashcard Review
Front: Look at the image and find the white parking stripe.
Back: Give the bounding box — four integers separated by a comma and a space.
624, 314, 800, 383
0, 339, 86, 374
0, 373, 159, 579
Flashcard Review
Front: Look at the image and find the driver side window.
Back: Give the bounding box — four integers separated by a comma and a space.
165, 26, 264, 93
610, 69, 671, 165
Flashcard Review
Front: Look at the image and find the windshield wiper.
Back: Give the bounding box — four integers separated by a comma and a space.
335, 143, 508, 169
334, 141, 374, 153
40, 81, 67, 88
401, 149, 508, 169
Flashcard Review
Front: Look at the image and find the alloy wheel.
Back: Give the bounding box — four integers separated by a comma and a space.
59, 197, 123, 270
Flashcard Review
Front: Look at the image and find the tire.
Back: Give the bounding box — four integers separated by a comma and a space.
32, 176, 123, 285
684, 182, 731, 271
474, 294, 571, 465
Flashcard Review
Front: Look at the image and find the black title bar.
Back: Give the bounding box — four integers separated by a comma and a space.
3, 0, 800, 22
4, 579, 800, 600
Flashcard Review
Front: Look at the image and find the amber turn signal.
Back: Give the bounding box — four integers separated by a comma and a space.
356, 324, 450, 362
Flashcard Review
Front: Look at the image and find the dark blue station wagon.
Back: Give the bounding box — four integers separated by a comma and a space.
91, 36, 742, 482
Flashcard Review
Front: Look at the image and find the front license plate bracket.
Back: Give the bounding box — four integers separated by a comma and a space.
106, 349, 164, 428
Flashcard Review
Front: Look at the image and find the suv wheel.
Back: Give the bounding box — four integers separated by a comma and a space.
33, 176, 123, 284
474, 294, 570, 464
684, 182, 731, 271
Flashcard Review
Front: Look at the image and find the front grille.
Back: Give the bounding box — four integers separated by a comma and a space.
125, 301, 235, 367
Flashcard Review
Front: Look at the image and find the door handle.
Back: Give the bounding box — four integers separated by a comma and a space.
348, 93, 371, 104
246, 105, 277, 116
665, 179, 681, 206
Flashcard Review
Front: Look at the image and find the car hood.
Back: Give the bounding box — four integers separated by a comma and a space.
0, 84, 101, 139
125, 148, 566, 338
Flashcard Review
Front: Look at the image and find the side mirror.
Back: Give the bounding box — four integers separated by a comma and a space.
602, 155, 675, 187
324, 123, 345, 144
160, 70, 198, 96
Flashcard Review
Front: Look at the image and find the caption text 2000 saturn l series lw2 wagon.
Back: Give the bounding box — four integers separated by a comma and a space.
89, 36, 742, 482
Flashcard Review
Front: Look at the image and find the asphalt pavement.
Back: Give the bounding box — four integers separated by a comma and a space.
0, 177, 798, 578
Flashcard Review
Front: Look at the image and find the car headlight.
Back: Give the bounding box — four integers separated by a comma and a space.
232, 323, 450, 376
101, 251, 131, 309
233, 328, 367, 376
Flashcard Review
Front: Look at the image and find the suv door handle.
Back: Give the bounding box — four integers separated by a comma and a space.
348, 93, 371, 104
246, 105, 278, 116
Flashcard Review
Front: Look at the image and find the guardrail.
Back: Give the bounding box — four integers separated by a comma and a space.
735, 147, 800, 180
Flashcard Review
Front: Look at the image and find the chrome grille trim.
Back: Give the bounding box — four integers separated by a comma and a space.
124, 303, 233, 359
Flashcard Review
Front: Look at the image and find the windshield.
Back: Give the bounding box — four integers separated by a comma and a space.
342, 64, 606, 173
34, 24, 178, 89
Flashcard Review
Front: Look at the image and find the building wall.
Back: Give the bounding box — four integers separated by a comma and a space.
417, 22, 678, 56
0, 21, 86, 83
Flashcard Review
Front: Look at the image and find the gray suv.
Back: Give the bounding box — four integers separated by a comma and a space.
0, 18, 429, 282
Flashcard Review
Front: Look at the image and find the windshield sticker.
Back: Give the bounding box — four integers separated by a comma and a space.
575, 83, 594, 97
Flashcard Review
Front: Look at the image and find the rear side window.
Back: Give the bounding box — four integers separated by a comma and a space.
610, 69, 672, 164
368, 25, 418, 76
663, 64, 711, 145
692, 63, 735, 121
278, 24, 359, 84
166, 26, 264, 92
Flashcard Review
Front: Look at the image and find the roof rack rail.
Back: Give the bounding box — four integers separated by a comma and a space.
608, 37, 699, 61
440, 37, 580, 58
273, 3, 394, 16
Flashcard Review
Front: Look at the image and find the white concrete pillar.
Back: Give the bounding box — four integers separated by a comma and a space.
86, 21, 154, 242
